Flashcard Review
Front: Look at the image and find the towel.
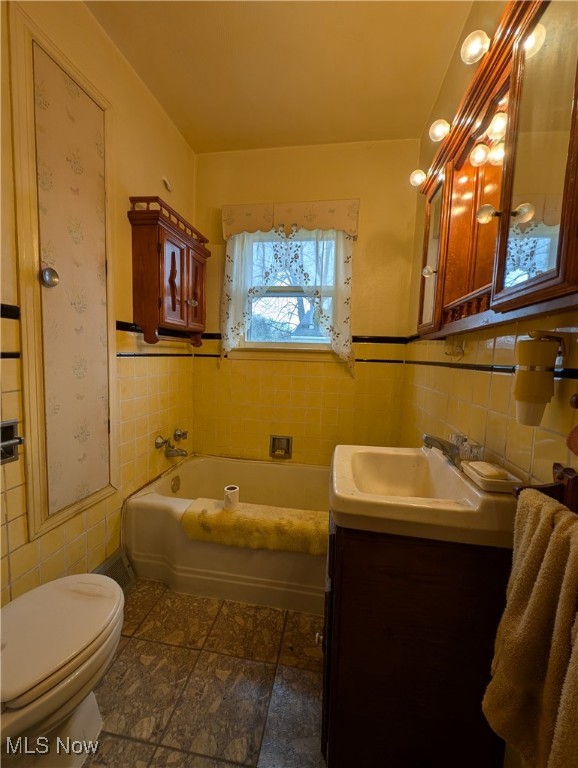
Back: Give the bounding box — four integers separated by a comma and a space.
180, 498, 328, 556
482, 489, 578, 768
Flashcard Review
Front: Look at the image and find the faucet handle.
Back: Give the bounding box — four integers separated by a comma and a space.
174, 429, 188, 442
155, 435, 169, 449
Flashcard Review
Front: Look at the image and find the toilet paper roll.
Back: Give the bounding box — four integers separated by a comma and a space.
224, 485, 239, 511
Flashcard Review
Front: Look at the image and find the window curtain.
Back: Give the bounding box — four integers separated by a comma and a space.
221, 225, 354, 368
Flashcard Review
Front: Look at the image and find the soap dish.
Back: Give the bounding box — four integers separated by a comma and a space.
462, 461, 523, 493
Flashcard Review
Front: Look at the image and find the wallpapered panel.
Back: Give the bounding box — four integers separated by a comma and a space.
33, 43, 109, 515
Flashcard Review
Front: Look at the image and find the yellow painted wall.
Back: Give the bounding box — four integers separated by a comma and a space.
196, 140, 420, 336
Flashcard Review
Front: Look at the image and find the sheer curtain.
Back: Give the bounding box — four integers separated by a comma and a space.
221, 225, 354, 368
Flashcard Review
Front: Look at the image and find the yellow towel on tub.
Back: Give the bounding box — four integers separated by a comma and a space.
180, 498, 328, 556
482, 489, 578, 768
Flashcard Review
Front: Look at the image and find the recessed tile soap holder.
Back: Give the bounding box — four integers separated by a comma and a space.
270, 435, 292, 460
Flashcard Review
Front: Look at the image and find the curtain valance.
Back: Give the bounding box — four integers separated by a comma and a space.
222, 199, 360, 239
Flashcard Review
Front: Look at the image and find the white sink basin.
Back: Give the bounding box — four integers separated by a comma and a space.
330, 445, 515, 547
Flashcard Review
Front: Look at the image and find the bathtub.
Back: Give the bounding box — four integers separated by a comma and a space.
123, 455, 330, 614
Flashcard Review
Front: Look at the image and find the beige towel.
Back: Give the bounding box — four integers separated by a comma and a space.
482, 489, 578, 768
181, 498, 328, 556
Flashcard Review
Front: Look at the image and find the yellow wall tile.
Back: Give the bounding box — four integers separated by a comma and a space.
1, 318, 21, 352
9, 540, 40, 581
40, 548, 66, 584
11, 568, 40, 599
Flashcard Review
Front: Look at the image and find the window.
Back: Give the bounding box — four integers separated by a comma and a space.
222, 225, 354, 366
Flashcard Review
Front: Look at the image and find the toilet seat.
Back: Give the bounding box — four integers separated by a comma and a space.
0, 574, 124, 739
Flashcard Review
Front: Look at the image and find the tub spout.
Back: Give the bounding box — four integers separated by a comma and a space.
165, 441, 187, 458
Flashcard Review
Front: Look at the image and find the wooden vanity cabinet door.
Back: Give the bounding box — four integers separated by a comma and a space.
323, 524, 510, 768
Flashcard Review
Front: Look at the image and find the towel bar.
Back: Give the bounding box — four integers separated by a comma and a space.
515, 463, 578, 513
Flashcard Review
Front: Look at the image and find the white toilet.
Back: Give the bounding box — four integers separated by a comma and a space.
1, 574, 124, 767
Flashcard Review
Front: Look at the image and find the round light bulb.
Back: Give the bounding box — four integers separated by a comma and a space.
409, 169, 427, 187
487, 112, 508, 142
524, 24, 546, 58
470, 143, 490, 167
488, 141, 505, 166
512, 202, 535, 224
460, 30, 491, 65
429, 119, 450, 142
476, 204, 497, 224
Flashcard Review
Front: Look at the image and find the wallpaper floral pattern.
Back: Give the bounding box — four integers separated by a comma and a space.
33, 43, 109, 515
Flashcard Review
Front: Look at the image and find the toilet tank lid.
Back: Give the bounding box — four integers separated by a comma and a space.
1, 574, 124, 703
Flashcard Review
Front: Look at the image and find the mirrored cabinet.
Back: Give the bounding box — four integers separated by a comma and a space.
418, 182, 445, 332
492, 0, 578, 310
417, 0, 578, 337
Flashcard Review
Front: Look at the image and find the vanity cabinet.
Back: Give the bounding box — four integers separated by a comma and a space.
321, 520, 511, 768
128, 197, 210, 346
418, 0, 578, 338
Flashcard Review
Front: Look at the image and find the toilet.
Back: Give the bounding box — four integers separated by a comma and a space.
1, 574, 124, 766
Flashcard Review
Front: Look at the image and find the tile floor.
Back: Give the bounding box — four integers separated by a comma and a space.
87, 580, 327, 768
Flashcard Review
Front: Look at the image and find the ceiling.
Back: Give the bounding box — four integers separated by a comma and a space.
86, 1, 474, 154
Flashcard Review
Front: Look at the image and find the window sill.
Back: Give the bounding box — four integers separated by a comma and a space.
227, 345, 339, 363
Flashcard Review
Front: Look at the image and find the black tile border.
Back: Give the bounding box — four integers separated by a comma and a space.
1, 304, 20, 320
114, 321, 578, 376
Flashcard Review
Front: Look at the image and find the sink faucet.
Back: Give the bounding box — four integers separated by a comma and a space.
422, 433, 461, 467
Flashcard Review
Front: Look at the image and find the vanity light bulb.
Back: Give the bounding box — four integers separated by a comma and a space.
469, 143, 490, 167
524, 24, 546, 58
488, 141, 505, 166
476, 204, 497, 224
487, 112, 508, 142
460, 30, 491, 65
409, 169, 427, 187
429, 119, 450, 142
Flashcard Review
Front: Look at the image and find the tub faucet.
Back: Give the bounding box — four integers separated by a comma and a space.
155, 435, 188, 458
422, 433, 461, 467
165, 442, 188, 458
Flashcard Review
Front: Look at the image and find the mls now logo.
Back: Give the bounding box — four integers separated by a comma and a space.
5, 736, 99, 756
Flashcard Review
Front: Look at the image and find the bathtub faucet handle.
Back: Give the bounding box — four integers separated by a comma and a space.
174, 429, 188, 442
155, 435, 170, 450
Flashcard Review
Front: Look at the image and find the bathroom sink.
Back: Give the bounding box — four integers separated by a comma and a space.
330, 445, 515, 547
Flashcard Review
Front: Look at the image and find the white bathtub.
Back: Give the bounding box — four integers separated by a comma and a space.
123, 455, 330, 614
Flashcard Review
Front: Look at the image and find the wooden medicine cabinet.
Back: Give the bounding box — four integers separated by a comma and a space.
417, 0, 578, 338
128, 197, 211, 346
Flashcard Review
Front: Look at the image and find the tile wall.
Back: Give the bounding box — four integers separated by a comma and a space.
191, 340, 405, 465
2, 312, 577, 605
0, 329, 194, 606
402, 309, 578, 484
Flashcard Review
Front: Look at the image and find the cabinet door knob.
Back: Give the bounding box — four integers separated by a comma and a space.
186, 298, 199, 307
315, 632, 324, 646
